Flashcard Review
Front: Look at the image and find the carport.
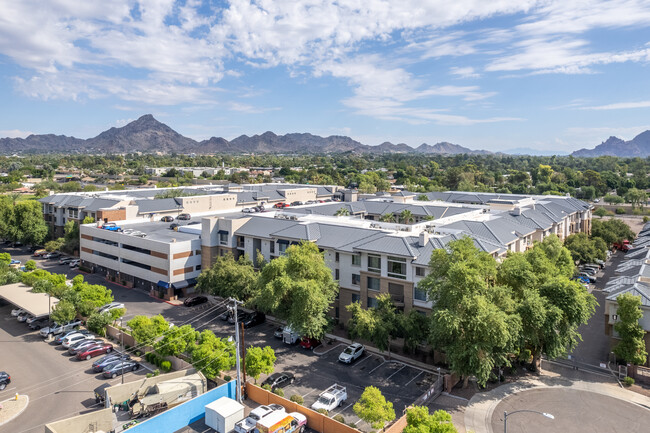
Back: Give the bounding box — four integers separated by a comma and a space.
0, 282, 59, 317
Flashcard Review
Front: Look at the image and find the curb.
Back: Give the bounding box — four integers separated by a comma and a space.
0, 395, 29, 427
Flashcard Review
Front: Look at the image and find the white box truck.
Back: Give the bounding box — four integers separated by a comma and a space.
282, 326, 300, 344
205, 397, 245, 433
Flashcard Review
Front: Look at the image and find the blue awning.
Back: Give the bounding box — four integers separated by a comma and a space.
172, 280, 189, 289
277, 239, 289, 245
157, 280, 170, 289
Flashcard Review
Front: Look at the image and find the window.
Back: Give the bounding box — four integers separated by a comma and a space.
195, 264, 201, 271
270, 241, 275, 254
352, 254, 361, 266
352, 274, 360, 285
367, 297, 378, 308
352, 294, 361, 304
335, 269, 340, 280
237, 236, 245, 249
278, 243, 288, 254
367, 276, 380, 291
414, 286, 427, 302
387, 256, 406, 279
415, 266, 426, 277
335, 252, 339, 262
219, 232, 228, 245
368, 254, 381, 273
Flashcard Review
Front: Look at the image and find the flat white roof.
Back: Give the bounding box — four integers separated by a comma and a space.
0, 283, 59, 316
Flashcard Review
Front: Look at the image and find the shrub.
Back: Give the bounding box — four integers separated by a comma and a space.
153, 369, 160, 376
144, 352, 153, 363
146, 373, 153, 378
161, 360, 172, 372
262, 384, 272, 391
644, 216, 649, 223
317, 409, 329, 415
616, 207, 626, 214
273, 388, 284, 397
224, 375, 232, 382
632, 208, 642, 215
623, 376, 635, 386
333, 415, 345, 423
290, 394, 304, 405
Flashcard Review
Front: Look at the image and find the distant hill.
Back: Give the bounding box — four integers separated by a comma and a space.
0, 114, 495, 155
505, 147, 570, 156
572, 131, 650, 157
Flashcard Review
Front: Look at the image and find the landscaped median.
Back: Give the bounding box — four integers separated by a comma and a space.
0, 395, 29, 427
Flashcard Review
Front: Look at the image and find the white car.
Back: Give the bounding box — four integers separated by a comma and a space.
338, 343, 365, 364
97, 302, 125, 314
17, 313, 33, 322
69, 259, 80, 268
11, 308, 26, 317
62, 333, 94, 348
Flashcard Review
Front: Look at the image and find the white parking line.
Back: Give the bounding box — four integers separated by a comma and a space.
301, 388, 318, 398
385, 365, 406, 381
403, 371, 423, 387
332, 402, 354, 417
368, 361, 386, 375
0, 386, 16, 395
353, 354, 373, 368
354, 418, 364, 426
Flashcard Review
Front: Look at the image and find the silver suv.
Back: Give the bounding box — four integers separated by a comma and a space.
39, 319, 84, 338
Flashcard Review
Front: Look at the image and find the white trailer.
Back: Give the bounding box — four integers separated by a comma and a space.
205, 397, 245, 433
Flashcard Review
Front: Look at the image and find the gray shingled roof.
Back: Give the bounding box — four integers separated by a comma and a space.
135, 198, 182, 213
236, 217, 297, 239
271, 223, 322, 242
353, 235, 420, 258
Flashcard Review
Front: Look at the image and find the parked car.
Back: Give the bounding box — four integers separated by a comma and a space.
26, 315, 46, 325
338, 343, 365, 364
40, 319, 84, 338
29, 245, 44, 252
176, 213, 191, 220
160, 216, 174, 222
69, 259, 80, 268
77, 343, 113, 360
62, 333, 94, 349
101, 360, 139, 378
183, 295, 208, 307
261, 372, 295, 391
169, 223, 180, 230
273, 327, 284, 339
299, 337, 321, 350
97, 302, 125, 314
68, 339, 102, 355
241, 311, 266, 328
578, 272, 596, 283
56, 329, 90, 344
242, 207, 253, 213
17, 312, 32, 322
0, 371, 10, 391
92, 354, 131, 372
311, 384, 347, 411
44, 252, 62, 259
11, 308, 26, 317
33, 249, 47, 257
234, 405, 279, 433
29, 318, 49, 330
59, 256, 74, 264
102, 222, 122, 231
219, 309, 233, 321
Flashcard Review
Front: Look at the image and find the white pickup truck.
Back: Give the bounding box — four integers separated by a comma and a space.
311, 384, 347, 412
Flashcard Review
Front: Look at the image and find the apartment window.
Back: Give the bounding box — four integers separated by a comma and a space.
122, 244, 151, 255
414, 286, 427, 302
367, 276, 380, 291
195, 264, 202, 271
219, 232, 228, 245
93, 251, 118, 261
352, 254, 361, 266
367, 297, 378, 308
367, 254, 381, 273
335, 252, 339, 262
387, 256, 406, 280
278, 241, 289, 254
352, 294, 361, 304
121, 258, 151, 271
270, 241, 275, 254
352, 274, 360, 285
415, 266, 426, 277
237, 236, 245, 249
335, 269, 340, 280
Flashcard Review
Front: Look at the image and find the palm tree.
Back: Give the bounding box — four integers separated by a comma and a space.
399, 209, 414, 224
335, 207, 350, 216
379, 213, 395, 223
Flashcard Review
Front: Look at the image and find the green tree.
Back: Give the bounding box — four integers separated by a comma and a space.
400, 310, 429, 354
24, 259, 37, 271
0, 252, 10, 266
87, 311, 113, 336
82, 216, 95, 224
335, 207, 350, 216
353, 386, 396, 430
245, 346, 277, 384
190, 330, 236, 379
625, 188, 647, 209
197, 253, 257, 301
593, 207, 608, 218
603, 194, 624, 204
418, 237, 521, 387
404, 406, 457, 433
379, 213, 395, 223
399, 209, 414, 224
63, 220, 80, 253
564, 233, 607, 264
347, 293, 399, 357
591, 219, 635, 246
45, 238, 65, 252
613, 293, 648, 365
155, 324, 199, 358
254, 241, 338, 338
51, 299, 77, 324
13, 201, 48, 245
127, 315, 170, 345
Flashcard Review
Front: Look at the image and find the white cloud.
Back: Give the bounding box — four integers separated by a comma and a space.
580, 100, 650, 110
0, 129, 34, 138
450, 66, 480, 79
227, 102, 281, 114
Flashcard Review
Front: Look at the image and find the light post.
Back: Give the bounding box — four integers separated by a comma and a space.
120, 317, 124, 384
228, 298, 243, 402
504, 410, 554, 433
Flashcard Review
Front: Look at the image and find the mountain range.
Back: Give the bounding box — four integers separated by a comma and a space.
571, 131, 650, 157
0, 114, 492, 155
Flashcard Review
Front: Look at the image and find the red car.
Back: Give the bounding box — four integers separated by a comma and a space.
76, 343, 113, 360
299, 337, 321, 350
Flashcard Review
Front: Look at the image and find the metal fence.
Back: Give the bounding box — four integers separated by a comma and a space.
411, 373, 443, 407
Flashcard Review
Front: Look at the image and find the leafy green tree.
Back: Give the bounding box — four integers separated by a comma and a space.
603, 194, 624, 204
245, 346, 277, 384
197, 253, 257, 301
63, 220, 80, 253
404, 406, 458, 433
418, 237, 521, 387
564, 233, 607, 264
13, 201, 48, 245
45, 238, 65, 252
417, 194, 429, 201
353, 386, 395, 430
0, 253, 10, 266
155, 324, 199, 357
190, 330, 236, 379
127, 315, 170, 345
82, 216, 95, 224
51, 299, 77, 324
593, 207, 608, 218
254, 241, 338, 338
613, 294, 648, 365
24, 259, 37, 271
400, 310, 429, 353
87, 311, 113, 336
592, 219, 635, 246
400, 209, 414, 224
625, 188, 647, 209
379, 213, 395, 223
335, 207, 350, 216
347, 293, 399, 357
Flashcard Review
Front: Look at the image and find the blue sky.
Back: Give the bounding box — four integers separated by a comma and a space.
1, 0, 650, 153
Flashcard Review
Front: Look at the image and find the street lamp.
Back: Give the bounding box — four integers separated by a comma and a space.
504, 410, 554, 433
119, 317, 125, 384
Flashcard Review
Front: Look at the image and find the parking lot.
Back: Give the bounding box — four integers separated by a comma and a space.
3, 245, 435, 432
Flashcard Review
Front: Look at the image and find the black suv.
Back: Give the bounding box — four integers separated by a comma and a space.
0, 371, 10, 390
241, 311, 266, 329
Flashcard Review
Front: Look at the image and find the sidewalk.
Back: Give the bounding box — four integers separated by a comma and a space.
0, 395, 29, 427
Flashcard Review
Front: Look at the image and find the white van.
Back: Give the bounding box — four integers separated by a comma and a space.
282, 326, 300, 345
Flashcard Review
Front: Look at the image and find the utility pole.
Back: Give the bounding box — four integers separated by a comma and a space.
229, 298, 243, 402
241, 322, 247, 385
120, 317, 125, 384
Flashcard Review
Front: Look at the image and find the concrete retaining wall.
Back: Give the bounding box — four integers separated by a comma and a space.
104, 369, 200, 408
126, 380, 237, 433
106, 324, 137, 348
44, 408, 114, 433
246, 383, 360, 433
